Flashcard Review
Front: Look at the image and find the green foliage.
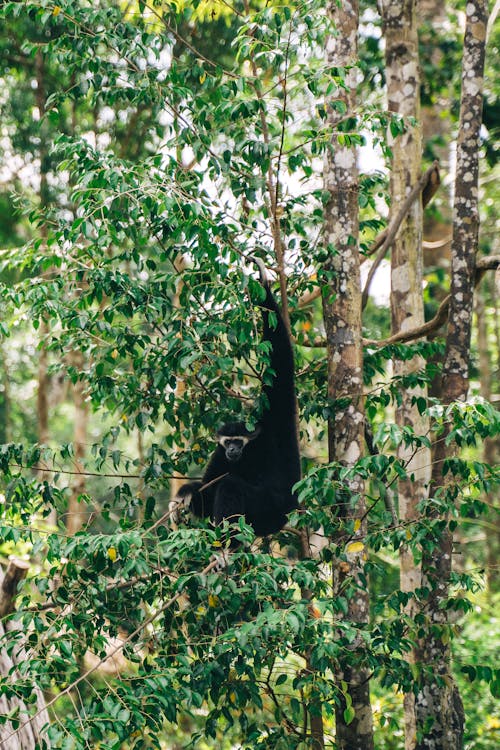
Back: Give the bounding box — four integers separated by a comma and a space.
0, 1, 498, 748
454, 594, 500, 750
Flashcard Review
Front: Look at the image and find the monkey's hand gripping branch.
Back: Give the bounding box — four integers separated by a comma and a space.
168, 482, 201, 530
248, 255, 270, 289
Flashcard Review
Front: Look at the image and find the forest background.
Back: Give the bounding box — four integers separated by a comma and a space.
0, 1, 498, 749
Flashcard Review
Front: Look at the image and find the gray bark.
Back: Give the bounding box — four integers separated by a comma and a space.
380, 3, 430, 747
323, 2, 373, 748
416, 2, 488, 748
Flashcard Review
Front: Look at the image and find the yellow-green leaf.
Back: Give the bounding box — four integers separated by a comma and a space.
346, 541, 365, 554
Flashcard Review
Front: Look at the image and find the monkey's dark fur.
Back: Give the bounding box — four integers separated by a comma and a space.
173, 264, 300, 537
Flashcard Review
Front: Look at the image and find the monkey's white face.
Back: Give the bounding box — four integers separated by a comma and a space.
217, 435, 250, 462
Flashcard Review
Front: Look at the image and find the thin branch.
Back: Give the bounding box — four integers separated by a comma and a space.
298, 286, 322, 308
301, 256, 500, 349
243, 1, 292, 333
143, 2, 240, 79
363, 161, 441, 262
365, 255, 500, 347
423, 237, 452, 250
487, 0, 500, 42
362, 162, 440, 309
3, 558, 220, 746
9, 462, 203, 482
365, 294, 451, 348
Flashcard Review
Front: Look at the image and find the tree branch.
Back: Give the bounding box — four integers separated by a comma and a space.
363, 161, 441, 261
297, 164, 442, 311
3, 558, 220, 745
306, 256, 500, 349
361, 161, 440, 309
365, 255, 500, 347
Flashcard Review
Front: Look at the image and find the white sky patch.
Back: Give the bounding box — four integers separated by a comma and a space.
360, 259, 391, 306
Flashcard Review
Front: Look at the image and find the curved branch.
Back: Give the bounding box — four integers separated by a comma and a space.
362, 162, 440, 309
365, 255, 500, 347
363, 161, 441, 262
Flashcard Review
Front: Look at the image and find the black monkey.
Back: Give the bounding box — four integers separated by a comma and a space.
170, 260, 300, 539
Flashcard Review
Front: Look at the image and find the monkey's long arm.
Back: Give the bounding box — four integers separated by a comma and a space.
252, 258, 300, 482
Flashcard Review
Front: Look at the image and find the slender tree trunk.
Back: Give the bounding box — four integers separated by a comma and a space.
37, 327, 49, 447
0, 560, 49, 748
380, 3, 430, 748
416, 3, 488, 748
170, 256, 188, 504
419, 0, 453, 256
323, 2, 373, 748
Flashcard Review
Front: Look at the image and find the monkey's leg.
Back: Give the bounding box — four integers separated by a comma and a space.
213, 475, 248, 531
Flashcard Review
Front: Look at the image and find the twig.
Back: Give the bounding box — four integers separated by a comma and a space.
361, 162, 440, 309
363, 161, 441, 261
243, 0, 292, 333
9, 463, 202, 482
487, 0, 500, 42
2, 559, 220, 746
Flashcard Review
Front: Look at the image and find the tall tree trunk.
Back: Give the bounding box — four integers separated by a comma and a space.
323, 2, 373, 748
170, 257, 188, 506
419, 0, 453, 257
380, 3, 430, 748
416, 2, 488, 748
37, 325, 49, 448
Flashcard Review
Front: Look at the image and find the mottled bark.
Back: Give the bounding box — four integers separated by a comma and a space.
323, 2, 373, 749
380, 3, 430, 748
0, 561, 49, 748
416, 2, 488, 748
419, 0, 453, 258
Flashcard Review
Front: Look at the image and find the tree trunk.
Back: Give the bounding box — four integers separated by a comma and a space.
323, 2, 373, 748
170, 257, 188, 507
416, 2, 488, 748
419, 0, 453, 261
380, 3, 430, 748
0, 560, 50, 748
35, 49, 54, 533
